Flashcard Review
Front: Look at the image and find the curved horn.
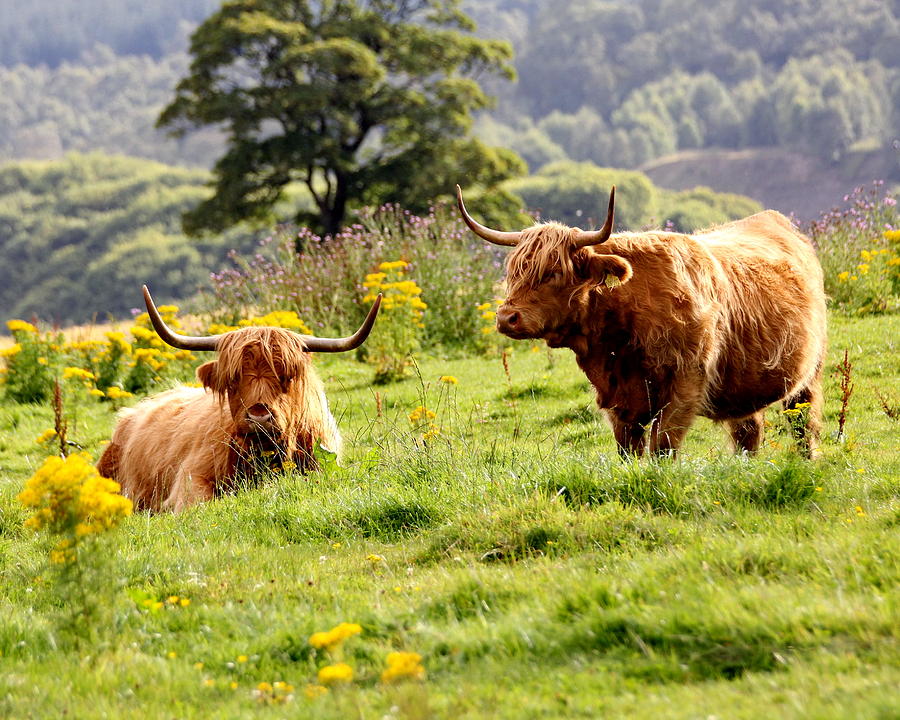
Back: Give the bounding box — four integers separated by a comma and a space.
144, 285, 382, 355
143, 285, 221, 351
456, 185, 522, 247
300, 294, 382, 353
574, 186, 616, 248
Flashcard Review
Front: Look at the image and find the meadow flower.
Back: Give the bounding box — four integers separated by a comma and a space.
62, 366, 96, 382
309, 622, 363, 650
0, 343, 22, 357
439, 375, 458, 384
379, 260, 409, 271
304, 684, 329, 699
35, 429, 58, 445
18, 453, 132, 559
317, 663, 354, 685
381, 651, 425, 683
408, 406, 436, 423
7, 319, 37, 334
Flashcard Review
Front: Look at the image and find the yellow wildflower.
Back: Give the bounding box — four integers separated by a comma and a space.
89, 388, 105, 398
304, 684, 329, 699
381, 651, 425, 683
237, 655, 248, 663
7, 319, 37, 334
857, 263, 870, 274
105, 386, 134, 400
837, 271, 850, 282
379, 260, 409, 271
439, 375, 458, 384
317, 663, 354, 686
408, 406, 436, 423
62, 367, 96, 382
883, 229, 900, 242
309, 622, 363, 650
1, 343, 22, 357
18, 453, 132, 544
35, 429, 57, 445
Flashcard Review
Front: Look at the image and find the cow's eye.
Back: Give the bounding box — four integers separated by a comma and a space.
279, 375, 291, 387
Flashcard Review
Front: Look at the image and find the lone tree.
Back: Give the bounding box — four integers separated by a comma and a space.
158, 0, 525, 236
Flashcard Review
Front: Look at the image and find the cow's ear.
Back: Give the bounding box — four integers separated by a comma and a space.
586, 253, 633, 286
197, 361, 219, 391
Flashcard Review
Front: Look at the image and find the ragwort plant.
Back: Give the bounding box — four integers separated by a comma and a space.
362, 260, 427, 383
2, 320, 61, 403
17, 453, 132, 642
806, 181, 899, 314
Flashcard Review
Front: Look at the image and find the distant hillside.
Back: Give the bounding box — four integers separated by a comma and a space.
641, 146, 900, 220
0, 153, 254, 325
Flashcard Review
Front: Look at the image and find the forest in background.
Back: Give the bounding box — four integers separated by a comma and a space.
1, 0, 898, 323
2, 0, 897, 182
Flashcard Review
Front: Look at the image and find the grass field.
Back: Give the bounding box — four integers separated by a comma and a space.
0, 312, 898, 718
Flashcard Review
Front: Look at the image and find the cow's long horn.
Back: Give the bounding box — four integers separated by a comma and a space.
143, 285, 221, 351
300, 294, 382, 353
456, 185, 522, 247
574, 186, 616, 248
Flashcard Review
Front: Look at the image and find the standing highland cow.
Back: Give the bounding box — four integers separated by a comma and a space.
457, 185, 827, 456
97, 286, 381, 512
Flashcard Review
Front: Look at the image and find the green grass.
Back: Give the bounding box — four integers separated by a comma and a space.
1, 313, 898, 718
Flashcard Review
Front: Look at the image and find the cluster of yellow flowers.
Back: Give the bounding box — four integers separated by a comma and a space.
408, 405, 440, 443
836, 245, 900, 283
381, 651, 426, 684
253, 680, 295, 705
317, 662, 354, 686
308, 622, 362, 651
208, 309, 313, 336
7, 320, 38, 334
363, 261, 428, 320
17, 453, 132, 563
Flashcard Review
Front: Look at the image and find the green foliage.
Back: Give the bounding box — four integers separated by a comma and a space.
657, 186, 764, 232
205, 203, 508, 351
0, 47, 221, 167
503, 161, 761, 231
1, 309, 897, 717
0, 153, 254, 324
158, 0, 525, 235
2, 323, 60, 404
806, 182, 900, 315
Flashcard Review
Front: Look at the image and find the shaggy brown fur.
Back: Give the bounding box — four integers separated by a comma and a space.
492, 210, 826, 456
97, 327, 341, 512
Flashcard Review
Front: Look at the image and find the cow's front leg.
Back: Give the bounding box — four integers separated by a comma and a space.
162, 470, 214, 513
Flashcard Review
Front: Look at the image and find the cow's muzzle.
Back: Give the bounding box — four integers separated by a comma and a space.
246, 403, 275, 431
497, 307, 529, 338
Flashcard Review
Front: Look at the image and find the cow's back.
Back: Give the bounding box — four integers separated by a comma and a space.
694, 211, 826, 419
104, 386, 227, 510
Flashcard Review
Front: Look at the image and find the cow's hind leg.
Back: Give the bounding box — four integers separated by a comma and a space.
782, 363, 824, 459
725, 412, 764, 454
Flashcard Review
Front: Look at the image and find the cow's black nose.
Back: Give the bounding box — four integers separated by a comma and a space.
497, 308, 520, 331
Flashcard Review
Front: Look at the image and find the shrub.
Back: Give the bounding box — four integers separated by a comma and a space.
205, 204, 506, 352
806, 181, 899, 314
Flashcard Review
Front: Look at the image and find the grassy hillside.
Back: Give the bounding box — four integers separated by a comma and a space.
0, 153, 256, 325
0, 312, 897, 718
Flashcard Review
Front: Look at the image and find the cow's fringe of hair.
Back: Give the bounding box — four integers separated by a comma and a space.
212, 327, 312, 389
505, 222, 581, 295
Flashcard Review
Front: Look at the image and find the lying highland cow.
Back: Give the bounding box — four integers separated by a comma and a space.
97, 286, 381, 512
457, 185, 826, 456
